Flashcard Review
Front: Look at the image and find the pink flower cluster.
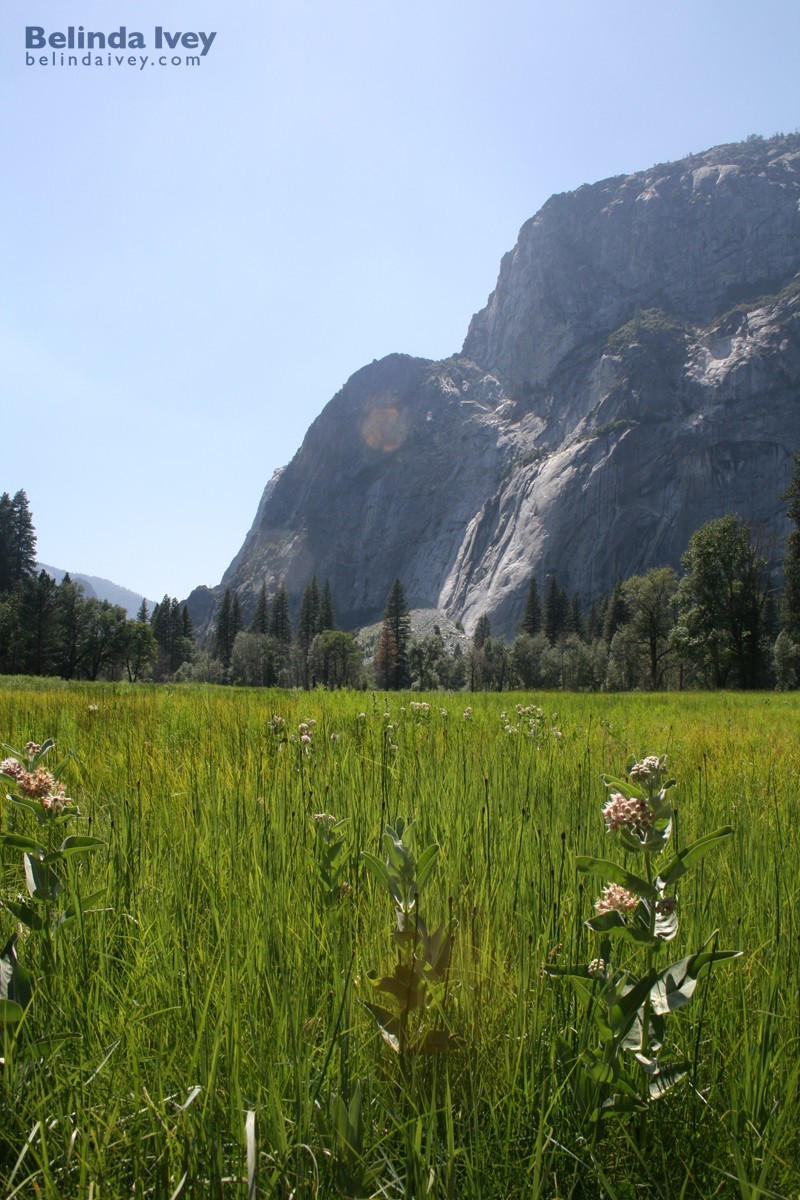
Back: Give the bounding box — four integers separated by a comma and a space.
1, 757, 69, 812
594, 883, 640, 916
602, 791, 654, 837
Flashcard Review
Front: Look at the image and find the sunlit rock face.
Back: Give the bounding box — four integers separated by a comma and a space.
191, 134, 800, 637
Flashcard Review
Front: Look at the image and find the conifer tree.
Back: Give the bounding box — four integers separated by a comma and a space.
473, 613, 491, 648
250, 583, 269, 635
519, 576, 542, 636
0, 490, 37, 594
603, 580, 630, 644
378, 578, 411, 689
214, 590, 235, 671
544, 576, 568, 644
317, 579, 336, 633
781, 450, 800, 637
269, 581, 292, 645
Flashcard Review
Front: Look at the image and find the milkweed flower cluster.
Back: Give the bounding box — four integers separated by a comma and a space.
594, 883, 639, 916
628, 755, 668, 790
1, 756, 70, 813
602, 791, 654, 837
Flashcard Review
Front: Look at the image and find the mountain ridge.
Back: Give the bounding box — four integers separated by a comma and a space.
186, 132, 800, 638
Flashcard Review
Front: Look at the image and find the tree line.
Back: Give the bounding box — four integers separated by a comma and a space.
5, 462, 800, 690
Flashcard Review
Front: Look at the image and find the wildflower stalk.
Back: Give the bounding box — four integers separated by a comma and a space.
545, 754, 742, 1134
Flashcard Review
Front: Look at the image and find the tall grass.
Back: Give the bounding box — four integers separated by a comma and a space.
0, 682, 797, 1197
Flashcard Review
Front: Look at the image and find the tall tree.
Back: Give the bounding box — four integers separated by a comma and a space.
55, 573, 86, 680
296, 576, 320, 686
317, 579, 336, 633
269, 581, 292, 645
473, 614, 491, 648
544, 576, 568, 644
621, 567, 678, 690
519, 577, 542, 636
781, 450, 800, 637
18, 569, 59, 675
673, 514, 770, 688
0, 490, 36, 594
250, 583, 269, 635
603, 580, 629, 644
378, 578, 411, 689
214, 590, 236, 671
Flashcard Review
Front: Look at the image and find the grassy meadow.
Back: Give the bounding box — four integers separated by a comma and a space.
0, 681, 798, 1198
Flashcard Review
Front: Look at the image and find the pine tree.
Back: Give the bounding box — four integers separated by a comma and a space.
250, 583, 269, 635
781, 450, 800, 637
317, 579, 336, 633
544, 576, 568, 644
473, 614, 491, 648
567, 592, 584, 639
0, 490, 36, 594
603, 580, 630, 644
55, 573, 86, 680
519, 577, 542, 636
379, 578, 411, 689
231, 593, 243, 643
214, 590, 235, 671
269, 581, 292, 645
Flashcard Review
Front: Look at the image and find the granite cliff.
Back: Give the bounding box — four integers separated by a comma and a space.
188, 134, 800, 637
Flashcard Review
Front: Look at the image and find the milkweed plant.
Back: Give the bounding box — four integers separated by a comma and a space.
362, 818, 458, 1057
0, 740, 104, 1043
546, 754, 741, 1132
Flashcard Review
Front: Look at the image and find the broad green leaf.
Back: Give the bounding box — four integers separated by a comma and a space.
608, 969, 658, 1037
656, 826, 734, 888
576, 856, 657, 902
0, 935, 17, 1001
0, 1000, 24, 1025
426, 919, 457, 978
582, 1051, 616, 1085
585, 910, 626, 934
0, 833, 46, 855
2, 900, 46, 931
650, 944, 742, 1015
361, 852, 390, 892
5, 794, 46, 822
544, 963, 593, 979
415, 844, 439, 893
0, 935, 32, 1011
44, 835, 105, 862
654, 905, 679, 942
648, 1062, 690, 1099
601, 773, 645, 801
57, 889, 108, 927
363, 1003, 401, 1053
24, 853, 61, 901
418, 1030, 457, 1054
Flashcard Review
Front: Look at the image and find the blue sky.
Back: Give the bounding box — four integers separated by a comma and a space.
2, 0, 799, 602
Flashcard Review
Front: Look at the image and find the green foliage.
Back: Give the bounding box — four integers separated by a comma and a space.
375, 578, 411, 689
0, 686, 796, 1197
673, 513, 771, 687
362, 818, 458, 1056
605, 307, 685, 353
548, 754, 740, 1136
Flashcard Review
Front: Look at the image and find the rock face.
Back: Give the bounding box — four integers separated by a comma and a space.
190, 134, 800, 637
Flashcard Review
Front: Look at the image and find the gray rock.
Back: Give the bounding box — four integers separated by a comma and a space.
189, 134, 800, 638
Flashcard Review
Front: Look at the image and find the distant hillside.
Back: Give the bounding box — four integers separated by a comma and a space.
39, 564, 152, 619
